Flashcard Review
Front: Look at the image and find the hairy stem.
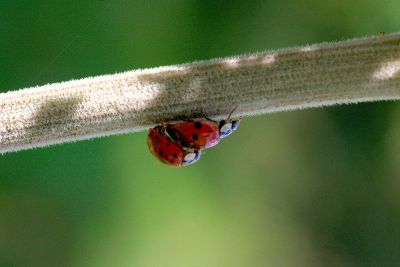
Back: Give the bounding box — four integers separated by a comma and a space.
1, 33, 400, 153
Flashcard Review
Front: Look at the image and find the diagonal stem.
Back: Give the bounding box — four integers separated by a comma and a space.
1, 33, 400, 153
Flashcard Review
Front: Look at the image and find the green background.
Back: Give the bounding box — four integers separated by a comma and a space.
1, 1, 400, 266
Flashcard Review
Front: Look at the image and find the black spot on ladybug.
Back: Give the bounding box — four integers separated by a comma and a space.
173, 153, 177, 158
159, 150, 163, 155
192, 134, 199, 140
194, 121, 202, 129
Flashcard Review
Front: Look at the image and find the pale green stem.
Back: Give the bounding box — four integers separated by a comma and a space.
1, 33, 400, 153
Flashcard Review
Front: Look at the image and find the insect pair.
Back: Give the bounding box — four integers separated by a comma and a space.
147, 111, 240, 167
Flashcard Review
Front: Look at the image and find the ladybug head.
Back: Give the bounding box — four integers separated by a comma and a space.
219, 119, 240, 139
183, 150, 201, 165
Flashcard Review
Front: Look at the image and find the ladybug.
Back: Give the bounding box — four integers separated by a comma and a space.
165, 112, 240, 150
147, 125, 201, 167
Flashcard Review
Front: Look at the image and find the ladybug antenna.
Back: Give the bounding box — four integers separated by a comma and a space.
226, 106, 238, 121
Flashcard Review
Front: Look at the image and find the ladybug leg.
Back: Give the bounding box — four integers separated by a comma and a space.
169, 113, 195, 122
202, 112, 218, 123
158, 121, 169, 134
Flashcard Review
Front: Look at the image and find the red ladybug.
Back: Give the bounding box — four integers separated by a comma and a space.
147, 125, 201, 167
165, 109, 240, 150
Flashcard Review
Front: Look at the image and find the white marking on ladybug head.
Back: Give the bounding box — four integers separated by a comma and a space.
220, 123, 233, 138
220, 120, 240, 139
184, 151, 201, 165
231, 120, 240, 131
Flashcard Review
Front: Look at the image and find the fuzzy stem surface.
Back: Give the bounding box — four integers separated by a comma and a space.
1, 33, 400, 153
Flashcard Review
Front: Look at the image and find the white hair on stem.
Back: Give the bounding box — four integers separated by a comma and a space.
1, 32, 400, 153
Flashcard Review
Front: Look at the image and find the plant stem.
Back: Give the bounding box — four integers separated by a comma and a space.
1, 33, 400, 153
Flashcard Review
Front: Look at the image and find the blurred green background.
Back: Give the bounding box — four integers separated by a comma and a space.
1, 1, 400, 266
